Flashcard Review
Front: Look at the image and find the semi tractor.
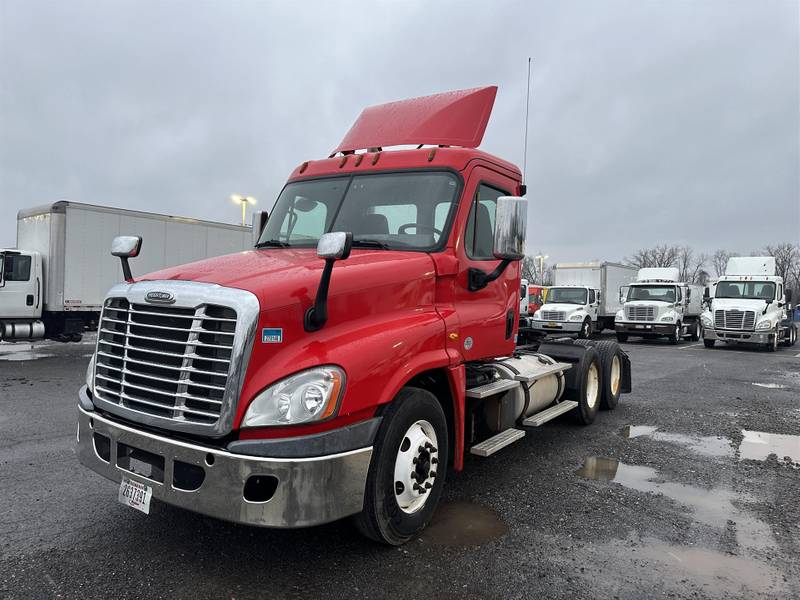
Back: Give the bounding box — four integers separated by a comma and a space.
615, 267, 703, 344
702, 256, 797, 351
75, 86, 632, 545
529, 262, 636, 338
0, 202, 252, 342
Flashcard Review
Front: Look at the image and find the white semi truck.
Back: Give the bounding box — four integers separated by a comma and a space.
701, 256, 797, 351
615, 267, 703, 344
0, 201, 252, 342
530, 262, 636, 338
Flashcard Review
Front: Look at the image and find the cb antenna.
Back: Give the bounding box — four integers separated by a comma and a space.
521, 57, 532, 196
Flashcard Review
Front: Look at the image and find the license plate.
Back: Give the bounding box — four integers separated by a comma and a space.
118, 477, 152, 514
545, 322, 558, 328
635, 325, 646, 329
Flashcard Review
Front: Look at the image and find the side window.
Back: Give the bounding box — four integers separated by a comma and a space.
465, 184, 505, 261
676, 287, 682, 302
778, 284, 783, 301
3, 255, 31, 282
588, 289, 596, 304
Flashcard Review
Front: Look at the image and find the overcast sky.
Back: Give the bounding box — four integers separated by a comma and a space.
1, 0, 798, 264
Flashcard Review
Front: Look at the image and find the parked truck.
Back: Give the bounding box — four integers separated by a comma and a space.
75, 86, 632, 545
529, 262, 636, 338
702, 256, 797, 351
0, 202, 252, 342
615, 267, 703, 344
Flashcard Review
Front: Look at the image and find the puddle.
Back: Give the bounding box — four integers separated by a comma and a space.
576, 457, 774, 550
418, 501, 508, 547
621, 426, 733, 457
740, 430, 800, 464
0, 351, 56, 361
751, 382, 787, 389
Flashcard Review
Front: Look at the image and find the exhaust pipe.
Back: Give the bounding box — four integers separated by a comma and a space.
0, 320, 46, 341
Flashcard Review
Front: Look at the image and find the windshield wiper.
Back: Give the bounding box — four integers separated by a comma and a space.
351, 239, 391, 250
255, 239, 290, 248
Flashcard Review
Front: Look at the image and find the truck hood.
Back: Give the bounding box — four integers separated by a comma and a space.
539, 303, 586, 314
710, 298, 773, 314
138, 248, 435, 311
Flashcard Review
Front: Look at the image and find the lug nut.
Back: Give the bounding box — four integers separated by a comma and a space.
431, 458, 438, 465
424, 482, 432, 489
430, 471, 437, 477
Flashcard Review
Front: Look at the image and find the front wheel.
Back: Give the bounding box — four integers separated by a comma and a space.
689, 320, 701, 342
578, 319, 592, 339
766, 328, 779, 352
669, 322, 681, 345
354, 387, 448, 545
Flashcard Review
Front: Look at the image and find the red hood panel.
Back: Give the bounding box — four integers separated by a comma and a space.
139, 248, 436, 310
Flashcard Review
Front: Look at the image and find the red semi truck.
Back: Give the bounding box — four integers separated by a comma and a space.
77, 87, 631, 544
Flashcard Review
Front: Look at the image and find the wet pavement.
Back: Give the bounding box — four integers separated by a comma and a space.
1, 333, 799, 599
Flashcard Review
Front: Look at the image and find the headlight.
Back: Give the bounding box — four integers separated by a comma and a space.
756, 320, 773, 331
569, 313, 583, 321
533, 310, 541, 320
85, 353, 96, 392
243, 366, 344, 427
615, 310, 623, 320
701, 314, 713, 327
660, 314, 675, 322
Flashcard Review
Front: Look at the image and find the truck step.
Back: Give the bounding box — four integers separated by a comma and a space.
465, 378, 520, 399
470, 428, 525, 457
522, 400, 579, 427
511, 361, 571, 383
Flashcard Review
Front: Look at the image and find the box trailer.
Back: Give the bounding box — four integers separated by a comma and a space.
529, 262, 637, 337
0, 201, 252, 341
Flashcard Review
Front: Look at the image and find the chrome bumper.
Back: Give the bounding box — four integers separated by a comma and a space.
615, 322, 674, 335
530, 320, 582, 333
703, 328, 772, 344
77, 390, 372, 528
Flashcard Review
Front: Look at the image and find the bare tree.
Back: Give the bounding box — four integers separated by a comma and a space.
625, 244, 680, 269
676, 246, 708, 284
711, 249, 735, 277
520, 255, 553, 285
763, 243, 799, 286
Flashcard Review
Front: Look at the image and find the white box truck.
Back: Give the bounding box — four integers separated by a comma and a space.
529, 262, 636, 338
615, 267, 704, 344
701, 256, 797, 351
0, 201, 252, 341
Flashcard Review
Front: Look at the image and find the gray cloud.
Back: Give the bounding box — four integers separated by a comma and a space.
1, 0, 798, 264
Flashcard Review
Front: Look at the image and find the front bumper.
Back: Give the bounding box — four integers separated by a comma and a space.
703, 328, 773, 344
77, 389, 372, 528
615, 322, 674, 335
530, 320, 583, 333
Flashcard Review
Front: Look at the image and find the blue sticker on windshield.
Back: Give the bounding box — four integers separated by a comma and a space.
262, 328, 283, 344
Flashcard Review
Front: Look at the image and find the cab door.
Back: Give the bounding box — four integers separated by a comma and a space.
450, 166, 520, 361
588, 288, 599, 322
0, 252, 41, 319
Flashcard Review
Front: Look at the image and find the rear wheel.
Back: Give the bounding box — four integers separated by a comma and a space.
574, 340, 624, 410
689, 320, 701, 342
783, 325, 797, 347
565, 347, 601, 425
354, 387, 448, 545
669, 322, 681, 345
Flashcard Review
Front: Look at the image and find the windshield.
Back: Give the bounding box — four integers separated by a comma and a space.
715, 281, 776, 300
547, 287, 587, 305
258, 171, 460, 251
627, 285, 676, 303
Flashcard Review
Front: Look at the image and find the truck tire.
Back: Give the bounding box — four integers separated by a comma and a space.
704, 339, 715, 348
354, 387, 448, 545
616, 332, 628, 343
783, 325, 797, 347
766, 328, 779, 352
564, 347, 601, 425
689, 320, 701, 342
669, 322, 681, 345
573, 340, 624, 410
578, 319, 592, 339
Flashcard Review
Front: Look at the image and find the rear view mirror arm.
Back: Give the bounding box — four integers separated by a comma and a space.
468, 260, 511, 292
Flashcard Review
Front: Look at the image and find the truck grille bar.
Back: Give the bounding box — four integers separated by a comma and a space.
95, 298, 237, 427
541, 311, 566, 321
714, 309, 755, 331
626, 305, 655, 321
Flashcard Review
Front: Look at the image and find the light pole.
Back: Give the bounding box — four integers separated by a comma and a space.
534, 254, 549, 284
230, 194, 256, 226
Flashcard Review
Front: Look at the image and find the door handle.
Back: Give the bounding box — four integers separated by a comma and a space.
35, 277, 40, 309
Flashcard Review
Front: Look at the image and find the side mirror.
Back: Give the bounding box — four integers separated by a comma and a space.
469, 196, 526, 291
111, 236, 142, 282
305, 232, 353, 332
251, 210, 269, 247
786, 289, 793, 304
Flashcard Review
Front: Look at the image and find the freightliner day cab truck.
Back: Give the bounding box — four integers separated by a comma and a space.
76, 87, 632, 545
702, 256, 797, 351
615, 267, 703, 344
0, 202, 252, 342
530, 262, 636, 338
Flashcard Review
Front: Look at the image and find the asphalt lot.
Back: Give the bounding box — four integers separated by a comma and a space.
1, 333, 799, 599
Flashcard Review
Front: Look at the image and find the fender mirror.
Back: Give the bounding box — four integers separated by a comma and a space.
786, 289, 793, 304
305, 232, 353, 331
111, 236, 142, 282
469, 196, 527, 291
251, 210, 269, 247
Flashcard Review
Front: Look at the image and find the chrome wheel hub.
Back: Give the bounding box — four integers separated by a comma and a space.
394, 420, 438, 514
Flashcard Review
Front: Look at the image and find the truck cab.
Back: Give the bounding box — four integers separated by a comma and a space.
702, 257, 797, 351
615, 268, 703, 344
0, 249, 44, 340
530, 285, 599, 338
75, 87, 631, 545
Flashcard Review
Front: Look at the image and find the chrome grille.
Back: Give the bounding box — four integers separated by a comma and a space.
94, 298, 237, 426
714, 309, 755, 331
626, 305, 655, 321
541, 311, 566, 321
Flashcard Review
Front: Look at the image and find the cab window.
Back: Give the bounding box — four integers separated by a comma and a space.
2, 255, 31, 282
588, 289, 596, 304
465, 184, 505, 260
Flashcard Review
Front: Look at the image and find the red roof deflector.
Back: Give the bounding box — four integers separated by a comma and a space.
332, 86, 498, 155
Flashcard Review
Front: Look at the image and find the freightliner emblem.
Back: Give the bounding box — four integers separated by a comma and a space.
145, 291, 175, 304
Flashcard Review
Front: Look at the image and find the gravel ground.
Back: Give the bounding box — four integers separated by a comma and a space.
1, 334, 798, 599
